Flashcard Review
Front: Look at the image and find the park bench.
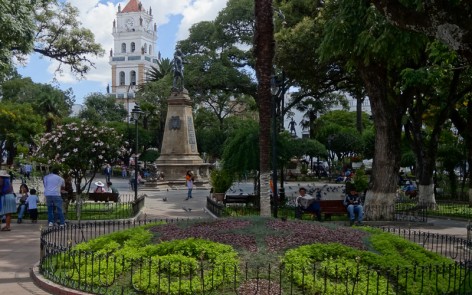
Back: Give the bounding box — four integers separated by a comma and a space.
224, 194, 256, 205
88, 192, 119, 203
320, 200, 348, 220
293, 200, 347, 220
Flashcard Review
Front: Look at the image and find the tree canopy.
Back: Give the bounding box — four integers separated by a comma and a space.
1, 0, 103, 80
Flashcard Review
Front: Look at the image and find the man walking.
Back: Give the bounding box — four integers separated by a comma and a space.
43, 167, 66, 227
105, 164, 112, 182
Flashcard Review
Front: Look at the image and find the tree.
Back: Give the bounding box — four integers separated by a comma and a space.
79, 93, 128, 123
34, 122, 125, 194
371, 0, 472, 63
401, 41, 472, 207
1, 77, 73, 131
0, 102, 44, 165
147, 58, 173, 82
178, 0, 257, 129
1, 0, 103, 79
0, 0, 35, 79
254, 0, 274, 217
222, 120, 259, 176
317, 0, 429, 219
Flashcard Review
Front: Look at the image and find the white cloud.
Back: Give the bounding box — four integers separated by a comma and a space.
176, 0, 228, 41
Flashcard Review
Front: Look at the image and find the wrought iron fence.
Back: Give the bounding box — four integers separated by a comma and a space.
206, 197, 429, 222
39, 220, 472, 294
15, 194, 145, 221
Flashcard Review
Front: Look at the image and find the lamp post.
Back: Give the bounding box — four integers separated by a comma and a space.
271, 77, 279, 218
131, 104, 143, 200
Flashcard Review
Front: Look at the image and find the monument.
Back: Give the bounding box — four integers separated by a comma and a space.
154, 49, 209, 183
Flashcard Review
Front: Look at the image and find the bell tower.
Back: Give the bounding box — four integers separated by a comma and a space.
109, 0, 159, 115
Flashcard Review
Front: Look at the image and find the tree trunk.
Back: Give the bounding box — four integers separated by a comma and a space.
416, 156, 437, 209
254, 0, 274, 217
467, 103, 472, 205
356, 96, 364, 134
359, 64, 405, 220
418, 183, 437, 209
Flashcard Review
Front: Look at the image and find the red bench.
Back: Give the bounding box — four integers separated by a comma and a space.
294, 200, 347, 220
320, 200, 347, 219
88, 193, 119, 203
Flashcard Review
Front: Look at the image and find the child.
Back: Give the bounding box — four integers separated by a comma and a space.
25, 189, 39, 223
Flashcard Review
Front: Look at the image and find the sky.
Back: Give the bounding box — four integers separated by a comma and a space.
17, 0, 229, 105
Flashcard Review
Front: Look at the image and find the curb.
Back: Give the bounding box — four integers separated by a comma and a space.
31, 263, 90, 295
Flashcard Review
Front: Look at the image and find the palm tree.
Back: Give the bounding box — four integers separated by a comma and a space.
37, 93, 64, 132
147, 58, 173, 82
254, 0, 274, 217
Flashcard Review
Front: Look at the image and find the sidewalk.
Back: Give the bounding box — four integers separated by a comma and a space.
0, 177, 213, 294
0, 178, 469, 294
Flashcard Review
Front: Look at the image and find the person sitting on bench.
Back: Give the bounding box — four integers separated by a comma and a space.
344, 183, 364, 226
295, 187, 321, 221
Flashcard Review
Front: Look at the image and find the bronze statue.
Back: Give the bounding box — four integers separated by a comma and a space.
289, 118, 297, 135
172, 49, 185, 92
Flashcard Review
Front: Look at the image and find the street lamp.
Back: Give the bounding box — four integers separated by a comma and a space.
127, 85, 135, 123
131, 104, 143, 200
271, 77, 279, 218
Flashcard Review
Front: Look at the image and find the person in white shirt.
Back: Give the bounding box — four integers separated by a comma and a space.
43, 167, 66, 227
25, 189, 39, 223
295, 187, 321, 221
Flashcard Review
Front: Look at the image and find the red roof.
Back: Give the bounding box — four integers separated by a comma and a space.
122, 0, 143, 13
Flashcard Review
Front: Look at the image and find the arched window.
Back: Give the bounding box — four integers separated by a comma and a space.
131, 42, 136, 52
143, 43, 147, 53
119, 71, 125, 85
130, 71, 136, 85
121, 43, 126, 53
149, 45, 152, 54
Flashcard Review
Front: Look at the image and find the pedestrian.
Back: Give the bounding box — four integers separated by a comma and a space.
106, 181, 119, 194
25, 188, 39, 223
121, 165, 127, 179
185, 170, 194, 200
104, 164, 112, 182
24, 163, 32, 180
16, 183, 29, 223
0, 170, 16, 231
43, 167, 66, 227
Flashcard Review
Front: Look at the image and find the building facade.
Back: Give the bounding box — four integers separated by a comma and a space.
109, 0, 159, 115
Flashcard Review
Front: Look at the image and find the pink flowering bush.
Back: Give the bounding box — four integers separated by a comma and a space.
34, 121, 126, 193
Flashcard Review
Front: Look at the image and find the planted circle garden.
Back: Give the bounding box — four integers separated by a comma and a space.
42, 217, 472, 294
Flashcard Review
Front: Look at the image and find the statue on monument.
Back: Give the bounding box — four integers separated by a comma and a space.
172, 49, 185, 93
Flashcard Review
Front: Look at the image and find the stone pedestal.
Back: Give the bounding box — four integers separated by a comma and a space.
155, 90, 209, 183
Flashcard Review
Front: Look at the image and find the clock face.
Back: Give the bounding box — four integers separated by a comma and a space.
126, 18, 134, 28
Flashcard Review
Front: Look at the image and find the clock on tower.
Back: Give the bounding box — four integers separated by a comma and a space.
126, 18, 134, 29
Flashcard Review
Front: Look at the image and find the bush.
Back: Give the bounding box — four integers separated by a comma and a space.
210, 168, 234, 193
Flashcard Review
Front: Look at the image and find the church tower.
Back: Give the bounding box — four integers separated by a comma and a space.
109, 0, 158, 114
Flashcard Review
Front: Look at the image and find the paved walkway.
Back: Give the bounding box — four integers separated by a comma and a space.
0, 178, 469, 294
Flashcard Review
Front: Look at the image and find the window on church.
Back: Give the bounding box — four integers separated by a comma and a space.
131, 42, 136, 52
119, 72, 125, 85
143, 43, 147, 53
149, 45, 152, 54
130, 71, 136, 85
121, 43, 126, 53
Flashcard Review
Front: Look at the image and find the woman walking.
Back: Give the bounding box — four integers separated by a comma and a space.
0, 170, 17, 231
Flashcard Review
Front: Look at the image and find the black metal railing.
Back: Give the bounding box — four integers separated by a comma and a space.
16, 194, 146, 221
206, 198, 429, 222
39, 220, 472, 294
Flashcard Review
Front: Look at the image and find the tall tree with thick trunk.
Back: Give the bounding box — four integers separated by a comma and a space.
317, 0, 428, 219
254, 0, 274, 216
